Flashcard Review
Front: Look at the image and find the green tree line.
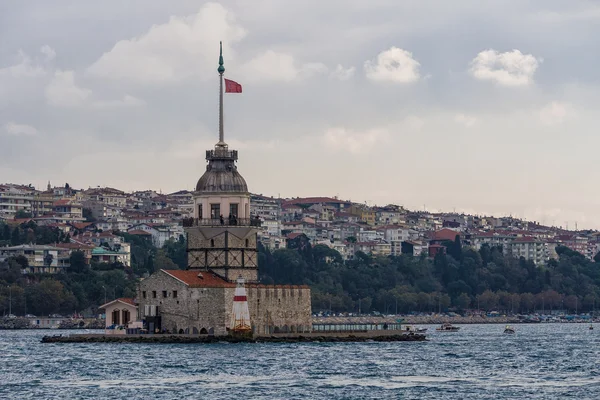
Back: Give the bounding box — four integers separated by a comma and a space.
258, 236, 600, 315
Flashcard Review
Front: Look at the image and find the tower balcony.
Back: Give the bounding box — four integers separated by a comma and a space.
206, 149, 238, 161
183, 217, 262, 228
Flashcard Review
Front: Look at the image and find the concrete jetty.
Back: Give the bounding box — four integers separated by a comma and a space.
41, 331, 426, 344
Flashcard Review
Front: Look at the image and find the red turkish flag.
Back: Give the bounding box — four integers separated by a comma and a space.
225, 78, 242, 93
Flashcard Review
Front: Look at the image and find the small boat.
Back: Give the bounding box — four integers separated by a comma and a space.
436, 323, 460, 332
589, 324, 594, 330
404, 325, 427, 333
504, 325, 515, 334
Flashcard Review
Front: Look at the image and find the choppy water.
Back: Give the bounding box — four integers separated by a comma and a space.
1, 324, 600, 399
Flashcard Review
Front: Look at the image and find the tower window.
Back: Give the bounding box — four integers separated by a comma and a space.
211, 239, 215, 247
229, 203, 238, 217
245, 239, 249, 247
198, 204, 203, 219
210, 204, 220, 219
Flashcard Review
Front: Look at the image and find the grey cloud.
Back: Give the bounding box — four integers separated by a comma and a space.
2, 0, 600, 226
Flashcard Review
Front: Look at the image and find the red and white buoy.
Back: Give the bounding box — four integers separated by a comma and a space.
230, 276, 252, 333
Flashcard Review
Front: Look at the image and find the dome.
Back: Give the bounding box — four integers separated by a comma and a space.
195, 147, 248, 193
195, 168, 248, 193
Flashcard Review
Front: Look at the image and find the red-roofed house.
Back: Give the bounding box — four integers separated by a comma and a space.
429, 228, 460, 243
99, 298, 141, 334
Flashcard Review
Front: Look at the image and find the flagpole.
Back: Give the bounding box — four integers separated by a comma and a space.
218, 41, 225, 145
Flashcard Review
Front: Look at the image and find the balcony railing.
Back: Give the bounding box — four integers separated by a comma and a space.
206, 149, 238, 160
183, 217, 262, 228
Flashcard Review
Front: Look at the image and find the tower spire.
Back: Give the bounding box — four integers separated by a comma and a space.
218, 41, 225, 145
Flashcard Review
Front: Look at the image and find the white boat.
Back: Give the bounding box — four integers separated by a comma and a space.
504, 325, 515, 334
436, 323, 460, 332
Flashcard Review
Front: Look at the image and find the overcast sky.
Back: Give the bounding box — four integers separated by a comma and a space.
1, 1, 599, 228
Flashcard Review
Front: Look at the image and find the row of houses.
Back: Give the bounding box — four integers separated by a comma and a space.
2, 185, 599, 270
252, 197, 600, 266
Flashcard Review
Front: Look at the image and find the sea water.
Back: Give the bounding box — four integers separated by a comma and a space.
1, 323, 600, 399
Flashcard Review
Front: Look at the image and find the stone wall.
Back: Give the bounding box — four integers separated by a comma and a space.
138, 272, 312, 337
245, 286, 312, 335
138, 271, 229, 335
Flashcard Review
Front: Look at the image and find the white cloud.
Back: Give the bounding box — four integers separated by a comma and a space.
40, 45, 56, 62
239, 50, 327, 82
330, 64, 355, 80
539, 101, 573, 125
322, 127, 389, 154
4, 122, 38, 136
364, 47, 421, 83
92, 95, 146, 109
469, 49, 540, 86
454, 113, 477, 128
0, 49, 50, 78
45, 70, 92, 108
86, 3, 246, 84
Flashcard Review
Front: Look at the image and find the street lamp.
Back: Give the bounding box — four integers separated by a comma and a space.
101, 286, 107, 305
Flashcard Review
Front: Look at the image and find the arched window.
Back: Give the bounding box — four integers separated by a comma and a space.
200, 328, 208, 334
121, 309, 130, 325
111, 309, 120, 325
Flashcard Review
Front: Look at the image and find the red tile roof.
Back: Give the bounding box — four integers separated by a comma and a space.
55, 243, 95, 250
430, 228, 460, 241
53, 199, 72, 206
283, 197, 349, 206
286, 232, 307, 240
70, 222, 94, 230
162, 270, 235, 288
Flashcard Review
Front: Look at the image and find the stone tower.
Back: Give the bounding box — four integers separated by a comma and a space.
184, 42, 261, 283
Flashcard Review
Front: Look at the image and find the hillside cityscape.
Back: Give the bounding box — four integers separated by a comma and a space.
1, 181, 599, 320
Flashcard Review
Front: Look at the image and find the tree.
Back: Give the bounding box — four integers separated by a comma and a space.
15, 210, 32, 219
454, 293, 471, 310
477, 290, 499, 311
69, 251, 87, 273
44, 253, 54, 268
25, 280, 67, 316
564, 295, 579, 313
10, 227, 21, 246
520, 293, 535, 313
82, 208, 96, 223
153, 249, 179, 270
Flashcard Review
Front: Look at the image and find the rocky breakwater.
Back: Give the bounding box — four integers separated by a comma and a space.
57, 319, 104, 329
0, 317, 31, 329
42, 332, 427, 344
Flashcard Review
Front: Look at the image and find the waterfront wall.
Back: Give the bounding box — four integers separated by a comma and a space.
138, 271, 312, 336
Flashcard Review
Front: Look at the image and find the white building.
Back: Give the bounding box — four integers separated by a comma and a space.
504, 237, 552, 266
128, 223, 184, 247
0, 185, 33, 219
